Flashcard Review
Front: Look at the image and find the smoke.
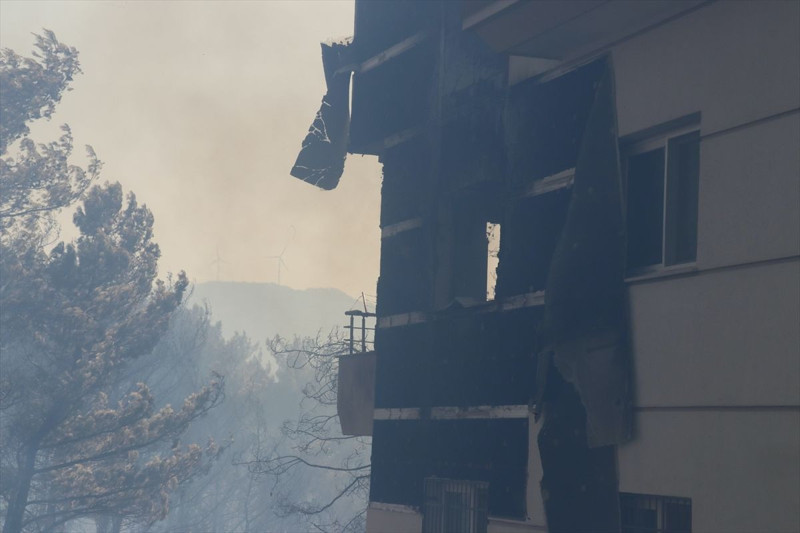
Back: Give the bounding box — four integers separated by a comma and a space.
0, 0, 381, 296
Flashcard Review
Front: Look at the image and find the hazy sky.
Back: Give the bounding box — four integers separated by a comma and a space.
0, 0, 382, 298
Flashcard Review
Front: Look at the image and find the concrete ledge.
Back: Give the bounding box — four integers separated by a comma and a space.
522, 168, 575, 197
381, 217, 424, 239
374, 405, 530, 421
367, 501, 422, 533
377, 291, 545, 329
489, 517, 548, 532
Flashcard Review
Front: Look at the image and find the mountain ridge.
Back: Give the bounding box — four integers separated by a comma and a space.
190, 281, 357, 341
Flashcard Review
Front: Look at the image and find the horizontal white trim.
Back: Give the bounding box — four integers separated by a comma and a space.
374, 404, 530, 421
367, 503, 546, 530
355, 125, 426, 155
377, 292, 545, 329
382, 218, 423, 238
377, 311, 429, 329
357, 32, 426, 74
626, 254, 799, 286
448, 291, 546, 312
700, 106, 800, 142
634, 405, 800, 412
434, 405, 530, 419
522, 168, 575, 197
368, 501, 419, 514
625, 262, 698, 283
489, 516, 548, 531
498, 291, 545, 311
374, 407, 420, 420
383, 126, 425, 150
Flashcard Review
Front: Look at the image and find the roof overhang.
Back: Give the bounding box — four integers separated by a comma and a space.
464, 0, 708, 61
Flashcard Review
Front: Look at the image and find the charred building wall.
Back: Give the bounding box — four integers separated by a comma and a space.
291, 1, 800, 532
351, 3, 631, 531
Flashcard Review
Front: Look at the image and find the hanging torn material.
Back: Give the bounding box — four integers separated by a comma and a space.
544, 57, 632, 449
290, 40, 352, 190
532, 57, 631, 533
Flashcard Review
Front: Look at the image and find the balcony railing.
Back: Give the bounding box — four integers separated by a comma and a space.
344, 309, 376, 354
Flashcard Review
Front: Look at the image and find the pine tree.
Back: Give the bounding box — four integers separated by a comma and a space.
0, 32, 222, 533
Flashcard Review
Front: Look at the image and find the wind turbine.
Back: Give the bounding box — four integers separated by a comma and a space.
267, 226, 295, 286
210, 247, 228, 281
267, 253, 288, 286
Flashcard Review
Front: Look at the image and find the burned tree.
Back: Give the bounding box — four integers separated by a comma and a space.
247, 331, 371, 533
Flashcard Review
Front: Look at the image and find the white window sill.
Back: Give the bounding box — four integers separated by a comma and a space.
625, 262, 698, 284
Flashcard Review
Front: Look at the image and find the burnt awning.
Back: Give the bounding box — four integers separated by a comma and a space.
289, 40, 352, 190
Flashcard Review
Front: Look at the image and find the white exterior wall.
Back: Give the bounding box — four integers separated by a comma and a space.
618, 411, 800, 532
612, 1, 800, 531
697, 114, 800, 268
613, 1, 800, 268
627, 261, 800, 408
613, 1, 800, 139
621, 259, 800, 531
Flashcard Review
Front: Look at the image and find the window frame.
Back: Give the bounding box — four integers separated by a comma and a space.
622, 123, 701, 277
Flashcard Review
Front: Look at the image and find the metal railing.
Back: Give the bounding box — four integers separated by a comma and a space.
423, 478, 489, 533
344, 309, 376, 354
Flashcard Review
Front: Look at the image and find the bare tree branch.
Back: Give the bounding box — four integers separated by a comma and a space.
241, 331, 371, 532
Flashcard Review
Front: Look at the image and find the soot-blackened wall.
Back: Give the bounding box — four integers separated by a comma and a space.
505, 59, 607, 186
374, 306, 540, 409
370, 418, 528, 519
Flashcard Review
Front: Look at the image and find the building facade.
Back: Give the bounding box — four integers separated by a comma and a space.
292, 1, 800, 531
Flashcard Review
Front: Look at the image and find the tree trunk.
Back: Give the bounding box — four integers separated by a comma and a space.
94, 515, 122, 533
95, 516, 111, 533
111, 515, 122, 533
3, 445, 38, 533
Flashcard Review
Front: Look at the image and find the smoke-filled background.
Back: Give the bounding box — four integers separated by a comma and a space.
1, 2, 379, 531
0, 0, 381, 297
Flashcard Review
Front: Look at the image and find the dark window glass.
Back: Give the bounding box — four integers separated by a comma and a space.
626, 148, 665, 270
621, 492, 692, 533
664, 501, 692, 533
622, 507, 658, 533
665, 131, 700, 265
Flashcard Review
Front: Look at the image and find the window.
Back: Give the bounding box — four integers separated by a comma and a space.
625, 129, 700, 272
448, 194, 501, 304
620, 492, 692, 533
486, 222, 500, 300
423, 478, 489, 533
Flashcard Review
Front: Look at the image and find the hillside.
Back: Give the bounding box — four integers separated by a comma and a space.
190, 281, 356, 341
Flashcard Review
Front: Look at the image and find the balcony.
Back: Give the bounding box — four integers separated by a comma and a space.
338, 310, 376, 436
